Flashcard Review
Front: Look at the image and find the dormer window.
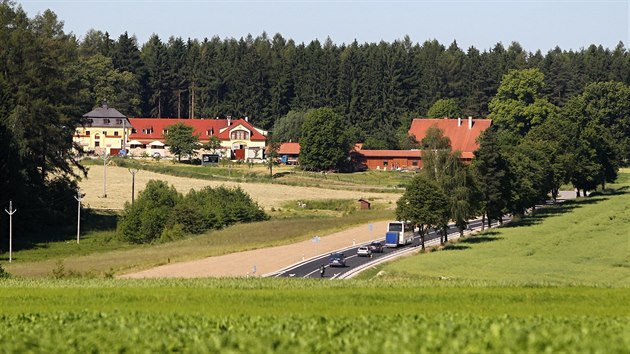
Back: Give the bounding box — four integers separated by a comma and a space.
230, 130, 249, 140
132, 128, 137, 133
163, 129, 168, 135
104, 119, 110, 124
86, 119, 93, 127
207, 128, 214, 136
142, 128, 153, 134
116, 119, 123, 124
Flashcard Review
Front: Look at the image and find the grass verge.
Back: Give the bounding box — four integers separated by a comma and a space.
2, 209, 393, 278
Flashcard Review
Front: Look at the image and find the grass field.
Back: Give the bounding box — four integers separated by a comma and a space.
0, 169, 628, 352
3, 209, 394, 277
362, 169, 630, 287
0, 278, 628, 352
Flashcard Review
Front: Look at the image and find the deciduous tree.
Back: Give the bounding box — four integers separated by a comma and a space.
164, 122, 199, 162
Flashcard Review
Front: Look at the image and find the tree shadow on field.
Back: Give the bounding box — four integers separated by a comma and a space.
460, 232, 503, 245
503, 195, 612, 229
441, 244, 470, 251
9, 209, 119, 252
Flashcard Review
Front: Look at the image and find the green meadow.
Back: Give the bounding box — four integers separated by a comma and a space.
0, 278, 628, 353
0, 170, 628, 352
366, 169, 630, 287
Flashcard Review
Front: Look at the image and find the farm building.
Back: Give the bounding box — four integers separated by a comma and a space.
276, 142, 300, 165
352, 117, 492, 170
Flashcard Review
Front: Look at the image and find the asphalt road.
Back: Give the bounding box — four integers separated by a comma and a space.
273, 218, 488, 279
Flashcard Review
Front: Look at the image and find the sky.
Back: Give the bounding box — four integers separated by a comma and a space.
18, 0, 630, 52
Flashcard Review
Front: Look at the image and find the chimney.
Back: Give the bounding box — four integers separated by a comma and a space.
227, 115, 231, 126
245, 116, 249, 122
468, 116, 473, 130
458, 117, 462, 127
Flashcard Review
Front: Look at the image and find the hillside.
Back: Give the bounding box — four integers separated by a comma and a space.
373, 169, 630, 286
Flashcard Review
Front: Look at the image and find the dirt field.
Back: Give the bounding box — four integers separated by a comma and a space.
78, 165, 402, 210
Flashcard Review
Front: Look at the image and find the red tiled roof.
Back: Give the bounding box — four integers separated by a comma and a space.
215, 119, 266, 141
408, 117, 492, 155
127, 118, 266, 142
278, 142, 300, 155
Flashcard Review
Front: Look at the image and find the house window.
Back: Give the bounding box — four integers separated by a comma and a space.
383, 161, 388, 167
85, 131, 90, 136
102, 131, 107, 136
132, 128, 137, 133
230, 130, 249, 140
412, 161, 418, 166
95, 141, 100, 147
114, 131, 119, 136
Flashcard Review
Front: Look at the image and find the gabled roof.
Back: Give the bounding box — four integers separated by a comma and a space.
277, 142, 300, 155
127, 118, 266, 143
408, 117, 492, 154
215, 119, 267, 141
83, 103, 127, 118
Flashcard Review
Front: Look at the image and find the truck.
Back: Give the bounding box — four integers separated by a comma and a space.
384, 221, 415, 247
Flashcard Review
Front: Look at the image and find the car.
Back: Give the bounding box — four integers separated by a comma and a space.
357, 246, 372, 257
329, 252, 346, 267
152, 151, 162, 158
368, 241, 384, 253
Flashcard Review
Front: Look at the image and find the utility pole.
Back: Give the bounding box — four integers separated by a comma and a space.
74, 192, 83, 244
5, 200, 16, 263
129, 168, 139, 206
101, 151, 110, 198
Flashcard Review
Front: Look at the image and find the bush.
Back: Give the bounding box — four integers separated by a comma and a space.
117, 181, 268, 244
0, 264, 10, 279
118, 180, 181, 243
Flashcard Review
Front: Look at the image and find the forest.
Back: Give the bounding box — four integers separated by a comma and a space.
0, 1, 628, 241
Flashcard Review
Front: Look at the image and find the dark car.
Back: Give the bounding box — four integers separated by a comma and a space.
369, 241, 384, 253
329, 252, 346, 267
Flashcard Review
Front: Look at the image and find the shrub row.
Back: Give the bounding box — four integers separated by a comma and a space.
117, 180, 268, 243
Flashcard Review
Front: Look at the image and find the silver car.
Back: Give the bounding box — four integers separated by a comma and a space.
357, 246, 371, 257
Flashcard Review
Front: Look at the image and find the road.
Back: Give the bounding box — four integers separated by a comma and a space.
271, 191, 576, 279
272, 218, 489, 279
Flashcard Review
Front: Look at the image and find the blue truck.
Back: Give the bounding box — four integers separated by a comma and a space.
384, 221, 415, 247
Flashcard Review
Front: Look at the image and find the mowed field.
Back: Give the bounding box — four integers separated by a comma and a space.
78, 164, 401, 210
